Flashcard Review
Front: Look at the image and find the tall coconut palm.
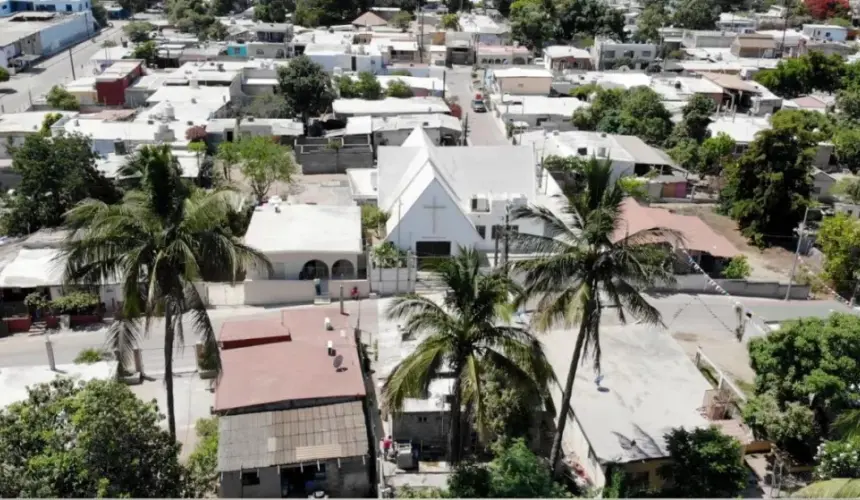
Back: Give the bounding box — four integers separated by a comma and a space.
382, 247, 556, 464
61, 145, 271, 439
512, 158, 676, 475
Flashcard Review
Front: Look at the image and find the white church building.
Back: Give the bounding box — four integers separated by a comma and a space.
347, 127, 565, 260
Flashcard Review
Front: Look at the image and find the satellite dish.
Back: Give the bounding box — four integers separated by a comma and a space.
333, 354, 344, 369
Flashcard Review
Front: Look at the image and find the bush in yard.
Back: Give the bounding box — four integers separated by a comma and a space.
186, 417, 219, 496
50, 291, 100, 315
659, 427, 747, 498
815, 438, 860, 480
721, 255, 751, 279
74, 347, 110, 364
0, 67, 9, 83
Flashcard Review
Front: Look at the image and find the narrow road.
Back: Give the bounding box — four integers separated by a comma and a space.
0, 21, 127, 113
446, 65, 508, 146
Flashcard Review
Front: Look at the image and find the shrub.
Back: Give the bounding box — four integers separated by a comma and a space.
815, 438, 860, 480
50, 292, 100, 315
371, 241, 406, 268
24, 292, 49, 311
74, 347, 111, 364
722, 255, 752, 279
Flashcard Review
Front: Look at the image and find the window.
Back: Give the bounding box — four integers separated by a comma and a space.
641, 50, 652, 57
417, 416, 428, 423
65, 4, 71, 10
604, 50, 615, 58
476, 225, 486, 239
241, 471, 260, 486
516, 83, 524, 88
255, 49, 265, 56
628, 471, 650, 490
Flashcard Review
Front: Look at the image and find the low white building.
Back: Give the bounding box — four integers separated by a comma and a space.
95, 148, 200, 180
342, 113, 462, 146
543, 45, 593, 71
519, 130, 683, 179
244, 203, 362, 282
332, 96, 450, 117
0, 111, 76, 159
486, 67, 553, 96
56, 116, 190, 157
490, 95, 588, 130
716, 12, 757, 33
592, 39, 658, 70
458, 13, 510, 45
802, 23, 848, 42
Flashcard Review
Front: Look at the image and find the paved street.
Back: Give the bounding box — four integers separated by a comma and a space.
0, 304, 306, 373
0, 21, 127, 114
446, 66, 507, 146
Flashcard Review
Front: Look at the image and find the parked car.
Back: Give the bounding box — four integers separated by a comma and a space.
471, 99, 486, 112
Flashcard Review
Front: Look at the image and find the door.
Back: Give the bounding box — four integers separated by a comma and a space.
416, 241, 451, 268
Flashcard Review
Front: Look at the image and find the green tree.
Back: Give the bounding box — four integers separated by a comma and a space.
277, 56, 334, 130
833, 127, 860, 172
698, 132, 736, 176
510, 0, 558, 50
254, 0, 291, 22
512, 158, 675, 475
291, 0, 361, 26
207, 21, 230, 41
659, 427, 747, 498
46, 85, 80, 110
754, 52, 846, 98
210, 0, 236, 16
61, 145, 271, 440
391, 10, 412, 30
360, 204, 389, 239
386, 79, 414, 98
440, 12, 461, 30
336, 75, 360, 98
237, 136, 296, 201
39, 112, 62, 135
837, 87, 860, 121
720, 127, 813, 246
635, 1, 668, 42
131, 40, 158, 65
815, 437, 860, 479
831, 177, 860, 203
0, 379, 186, 497
91, 0, 108, 27
556, 0, 625, 42
481, 365, 543, 444
672, 0, 720, 28
382, 249, 555, 464
186, 417, 219, 496
357, 71, 383, 99
673, 94, 716, 143
0, 66, 9, 83
817, 213, 860, 296
668, 137, 701, 171
216, 140, 240, 182
721, 255, 751, 279
771, 108, 834, 144
447, 439, 571, 497
572, 86, 672, 145
123, 20, 155, 42
744, 313, 860, 461
243, 91, 292, 118
2, 133, 120, 235
117, 0, 147, 15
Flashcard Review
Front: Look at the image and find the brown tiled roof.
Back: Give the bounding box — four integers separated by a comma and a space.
734, 34, 776, 50
613, 198, 740, 258
214, 307, 366, 412
217, 401, 369, 471
352, 11, 388, 27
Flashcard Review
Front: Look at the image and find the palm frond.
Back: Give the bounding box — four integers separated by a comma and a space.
103, 313, 143, 374
184, 281, 221, 373
382, 333, 449, 412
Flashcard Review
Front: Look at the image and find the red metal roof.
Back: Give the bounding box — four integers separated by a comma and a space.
219, 316, 292, 349
214, 307, 366, 412
614, 198, 740, 258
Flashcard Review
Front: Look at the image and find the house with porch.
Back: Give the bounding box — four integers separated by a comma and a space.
242, 203, 366, 305
346, 127, 564, 261
215, 307, 373, 498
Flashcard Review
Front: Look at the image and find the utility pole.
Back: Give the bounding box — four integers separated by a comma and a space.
785, 205, 810, 300
493, 225, 500, 267
68, 47, 76, 80
503, 203, 510, 265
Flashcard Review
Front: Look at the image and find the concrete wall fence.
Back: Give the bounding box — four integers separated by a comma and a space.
296, 136, 374, 174
651, 274, 810, 300
243, 279, 370, 306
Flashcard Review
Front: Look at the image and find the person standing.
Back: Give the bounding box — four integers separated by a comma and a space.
313, 276, 321, 296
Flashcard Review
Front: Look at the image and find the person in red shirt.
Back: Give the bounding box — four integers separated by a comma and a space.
382, 435, 393, 459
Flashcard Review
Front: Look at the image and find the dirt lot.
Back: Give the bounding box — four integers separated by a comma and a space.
656, 203, 798, 281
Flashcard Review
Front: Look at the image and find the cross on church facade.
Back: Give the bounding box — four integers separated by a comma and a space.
423, 196, 446, 234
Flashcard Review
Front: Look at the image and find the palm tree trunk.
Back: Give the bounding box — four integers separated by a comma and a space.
548, 300, 593, 477
164, 303, 177, 440
449, 367, 464, 464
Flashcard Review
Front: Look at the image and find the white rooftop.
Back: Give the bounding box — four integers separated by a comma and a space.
0, 362, 115, 410
0, 248, 64, 287
544, 45, 591, 59
243, 204, 362, 254
166, 60, 245, 83
89, 45, 133, 63
135, 99, 223, 126
376, 75, 444, 92
519, 130, 676, 166
492, 95, 589, 116
146, 85, 231, 105
491, 67, 553, 79
0, 111, 76, 134
377, 127, 537, 212
707, 115, 771, 143
333, 97, 450, 116
62, 118, 190, 147
543, 321, 710, 463
206, 118, 304, 136
96, 149, 199, 179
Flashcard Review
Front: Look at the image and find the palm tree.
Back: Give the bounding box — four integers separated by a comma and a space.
61, 145, 271, 439
512, 158, 676, 475
793, 479, 860, 498
382, 247, 556, 464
